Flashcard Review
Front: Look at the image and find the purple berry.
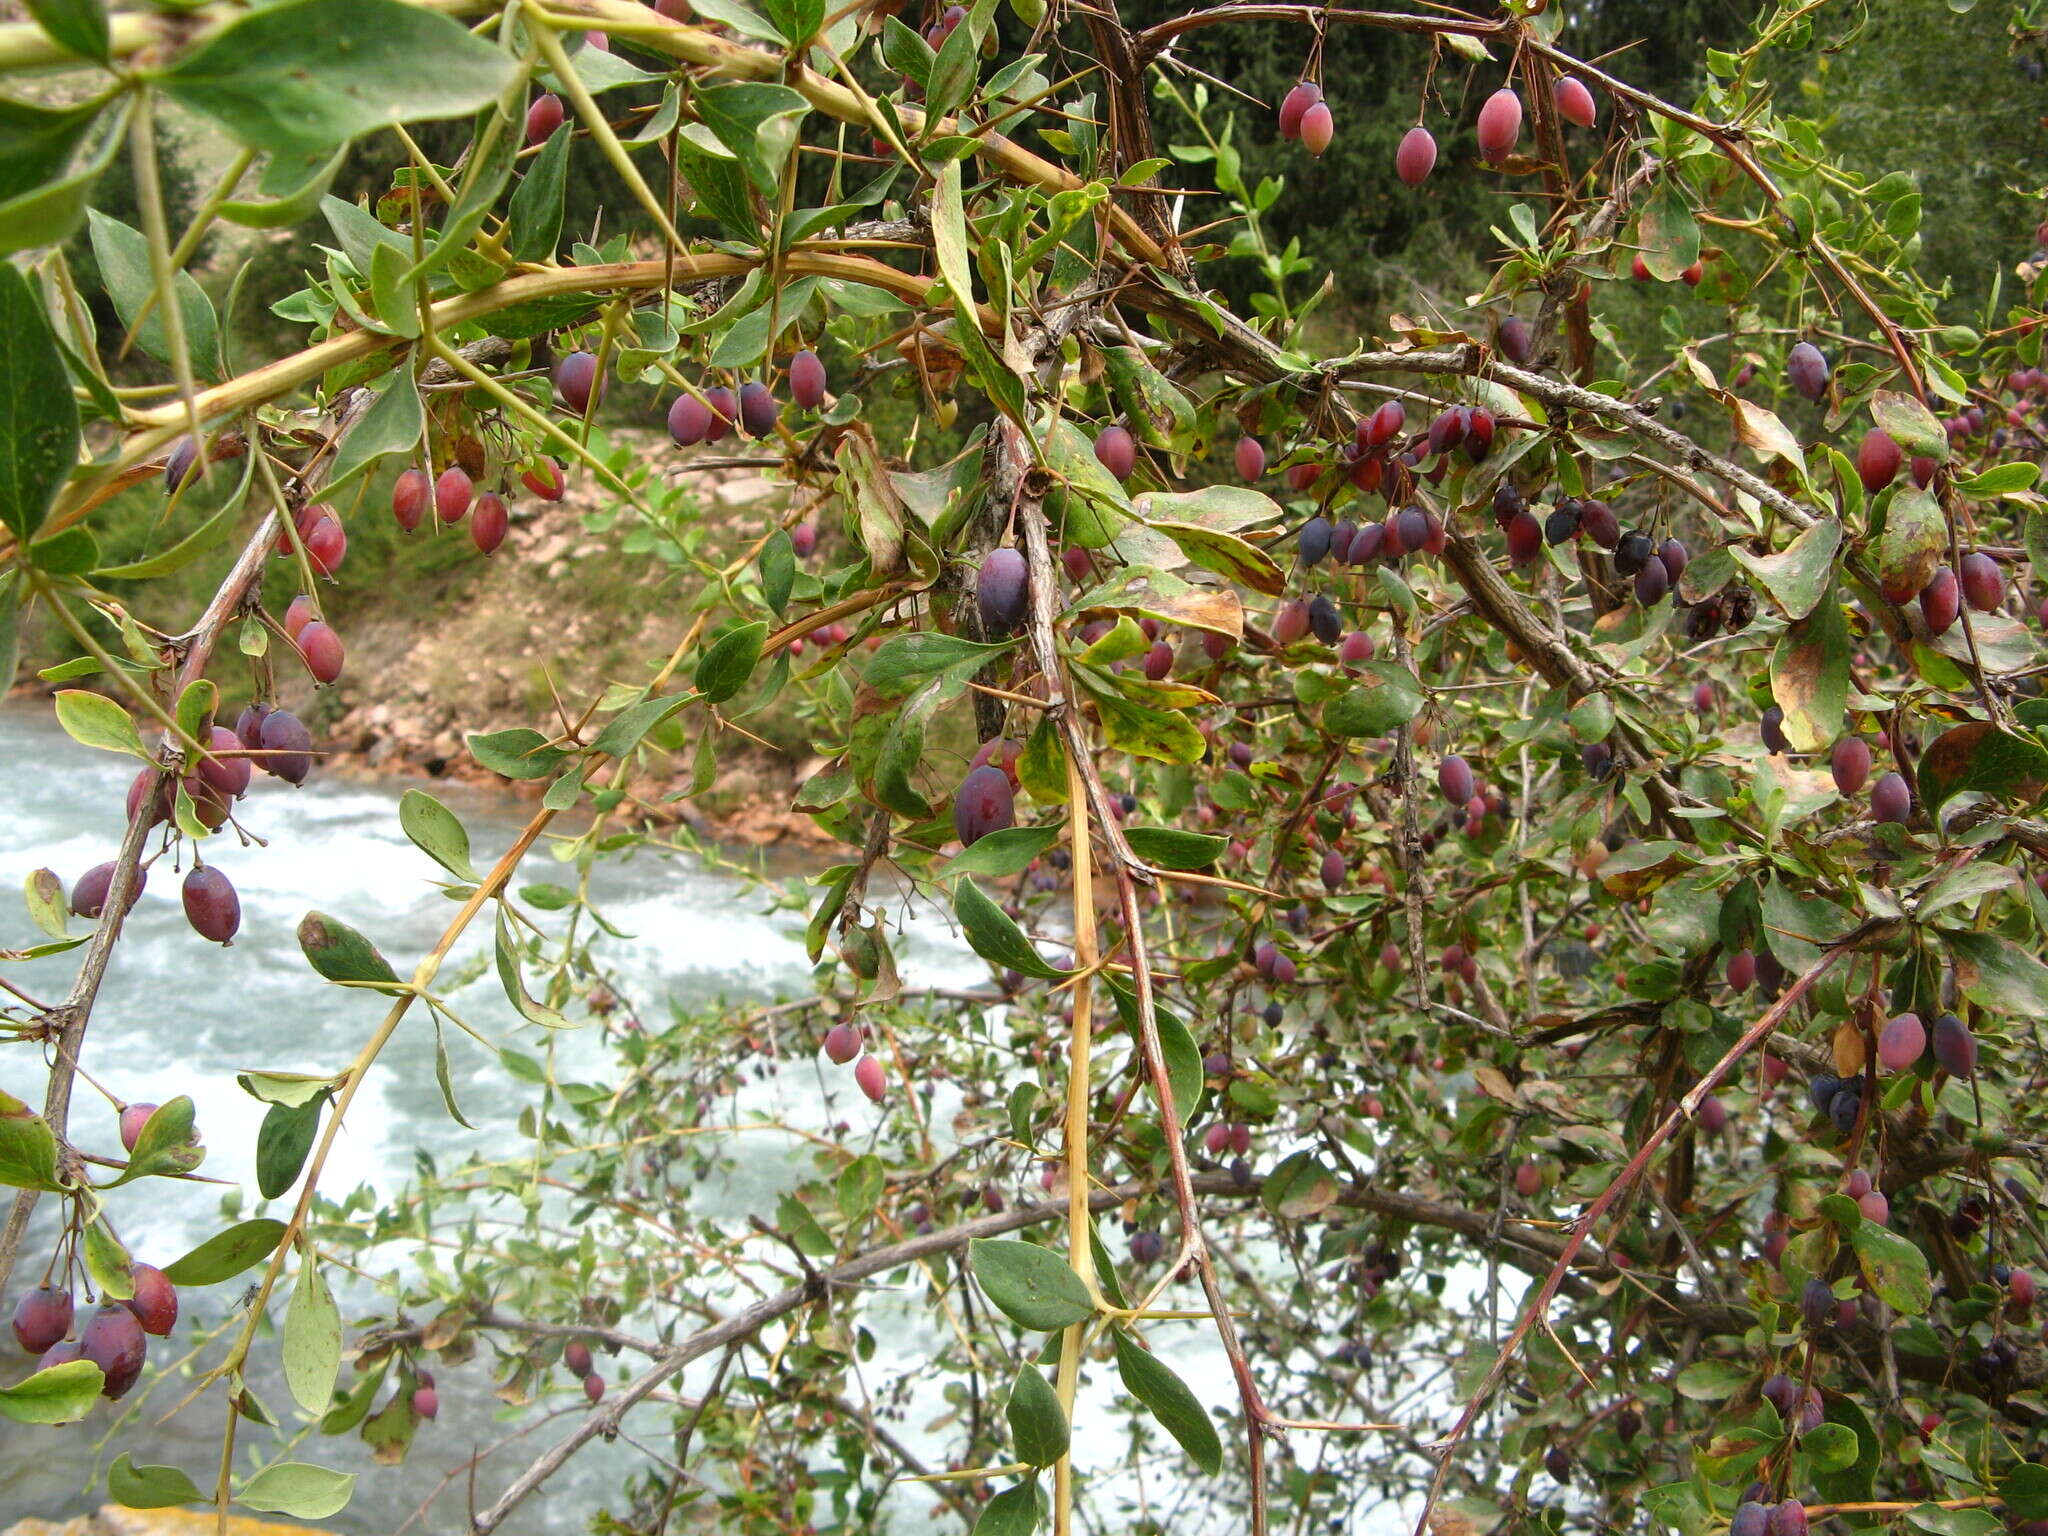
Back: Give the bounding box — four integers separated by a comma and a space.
181, 865, 240, 945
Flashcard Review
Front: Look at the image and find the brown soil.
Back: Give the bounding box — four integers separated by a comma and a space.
285, 438, 836, 850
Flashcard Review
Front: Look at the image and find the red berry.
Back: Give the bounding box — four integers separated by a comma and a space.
554, 351, 603, 416
1299, 101, 1334, 156
1395, 126, 1437, 187
1960, 552, 2005, 612
1920, 565, 1960, 635
738, 380, 780, 438
303, 515, 346, 577
413, 1385, 439, 1419
1856, 428, 1901, 493
1476, 89, 1522, 164
1878, 1012, 1925, 1071
789, 349, 828, 409
182, 865, 240, 944
564, 1340, 593, 1376
854, 1055, 887, 1103
123, 1264, 178, 1337
392, 467, 431, 531
297, 620, 345, 685
1831, 737, 1871, 796
526, 93, 564, 147
80, 1303, 147, 1399
12, 1285, 73, 1354
1235, 436, 1266, 481
1554, 76, 1597, 128
435, 467, 473, 524
120, 1103, 156, 1152
520, 458, 566, 500
1094, 424, 1136, 480
1278, 81, 1322, 140
471, 492, 509, 556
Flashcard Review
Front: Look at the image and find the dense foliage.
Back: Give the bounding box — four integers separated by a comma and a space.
3, 1, 2048, 1535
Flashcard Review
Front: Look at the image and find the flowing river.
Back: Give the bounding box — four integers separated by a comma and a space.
0, 700, 1006, 1533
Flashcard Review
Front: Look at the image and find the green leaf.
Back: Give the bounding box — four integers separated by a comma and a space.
284, 1248, 342, 1414
1878, 486, 1947, 605
256, 1096, 322, 1201
328, 366, 423, 490
1110, 1329, 1222, 1474
160, 1218, 287, 1286
1803, 1421, 1858, 1473
236, 1071, 332, 1108
693, 81, 808, 198
235, 1461, 356, 1520
82, 1217, 131, 1300
24, 868, 66, 940
430, 1015, 473, 1129
941, 824, 1061, 880
86, 209, 222, 377
495, 906, 573, 1029
695, 621, 768, 705
865, 632, 1014, 697
92, 491, 242, 580
1871, 389, 1948, 462
1956, 462, 2037, 498
1006, 1364, 1069, 1467
672, 136, 756, 238
882, 18, 935, 88
759, 528, 795, 615
1729, 518, 1841, 621
874, 681, 939, 820
1637, 178, 1700, 282
367, 240, 418, 338
109, 1454, 206, 1508
1147, 519, 1284, 596
1087, 682, 1204, 765
0, 1359, 103, 1425
0, 95, 126, 255
0, 260, 79, 541
954, 878, 1068, 979
1121, 827, 1226, 870
591, 693, 691, 759
971, 1482, 1043, 1536
398, 789, 479, 882
1324, 665, 1426, 738
25, 0, 109, 64
2002, 1465, 2048, 1523
468, 726, 568, 780
1769, 583, 1849, 752
1850, 1219, 1932, 1314
1673, 1359, 1750, 1400
1917, 723, 2048, 816
151, 0, 517, 156
409, 104, 516, 282
507, 121, 572, 260
1946, 931, 2048, 1018
297, 911, 403, 990
27, 524, 97, 576
0, 1091, 63, 1192
835, 1153, 884, 1224
53, 689, 145, 757
220, 144, 349, 228
969, 1238, 1094, 1330
105, 1095, 204, 1186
